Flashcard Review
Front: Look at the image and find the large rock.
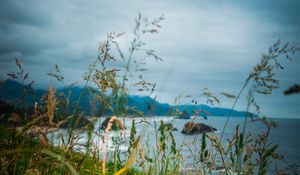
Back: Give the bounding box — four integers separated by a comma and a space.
181, 122, 216, 135
100, 117, 125, 131
158, 121, 178, 131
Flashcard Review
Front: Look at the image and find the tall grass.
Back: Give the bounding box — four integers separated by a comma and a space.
1, 14, 300, 175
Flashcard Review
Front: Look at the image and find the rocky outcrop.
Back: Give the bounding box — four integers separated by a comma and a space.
0, 100, 91, 129
177, 110, 191, 119
158, 122, 178, 131
100, 117, 125, 131
57, 115, 91, 129
181, 122, 216, 135
0, 100, 26, 127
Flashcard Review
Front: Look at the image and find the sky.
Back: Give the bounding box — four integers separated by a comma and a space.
0, 0, 300, 118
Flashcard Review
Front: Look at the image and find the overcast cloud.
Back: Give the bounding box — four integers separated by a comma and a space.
0, 0, 299, 118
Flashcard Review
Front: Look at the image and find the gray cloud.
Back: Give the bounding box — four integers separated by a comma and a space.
0, 0, 299, 118
0, 1, 50, 28
229, 0, 300, 26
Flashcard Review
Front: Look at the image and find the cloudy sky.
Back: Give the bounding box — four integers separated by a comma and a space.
0, 0, 300, 118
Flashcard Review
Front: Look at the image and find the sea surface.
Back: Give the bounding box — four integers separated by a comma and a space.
49, 116, 300, 173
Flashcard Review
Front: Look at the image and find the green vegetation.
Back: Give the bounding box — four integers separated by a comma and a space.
1, 14, 300, 175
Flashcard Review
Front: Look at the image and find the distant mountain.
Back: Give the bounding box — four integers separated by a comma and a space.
0, 79, 45, 106
0, 79, 255, 117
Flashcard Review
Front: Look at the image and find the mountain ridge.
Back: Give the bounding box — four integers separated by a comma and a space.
0, 79, 255, 117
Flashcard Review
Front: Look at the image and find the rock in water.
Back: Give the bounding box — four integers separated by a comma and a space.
177, 110, 191, 119
181, 122, 216, 135
100, 117, 125, 131
158, 121, 178, 131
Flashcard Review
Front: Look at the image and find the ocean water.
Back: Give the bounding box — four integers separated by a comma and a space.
118, 117, 300, 165
49, 116, 300, 173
